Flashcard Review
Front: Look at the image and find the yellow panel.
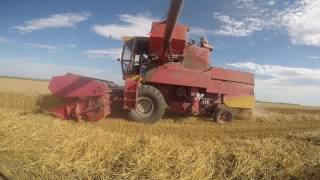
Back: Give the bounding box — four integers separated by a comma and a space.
129, 75, 141, 81
224, 96, 255, 109
122, 36, 135, 42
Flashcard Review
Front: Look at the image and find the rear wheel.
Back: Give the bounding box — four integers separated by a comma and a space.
128, 85, 166, 123
215, 108, 233, 123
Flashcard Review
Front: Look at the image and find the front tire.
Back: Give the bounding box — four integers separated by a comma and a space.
128, 85, 166, 123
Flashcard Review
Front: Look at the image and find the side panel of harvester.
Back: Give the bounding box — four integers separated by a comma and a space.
145, 64, 255, 109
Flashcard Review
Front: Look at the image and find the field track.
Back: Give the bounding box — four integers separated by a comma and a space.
0, 77, 319, 179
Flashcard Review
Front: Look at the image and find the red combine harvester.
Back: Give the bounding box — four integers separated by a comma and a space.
49, 0, 255, 123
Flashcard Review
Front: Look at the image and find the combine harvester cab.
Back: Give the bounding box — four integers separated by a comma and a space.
48, 73, 123, 121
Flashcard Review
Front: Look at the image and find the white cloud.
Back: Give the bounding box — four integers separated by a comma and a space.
0, 58, 122, 82
25, 43, 79, 51
189, 27, 211, 36
227, 62, 320, 106
13, 12, 90, 33
280, 0, 320, 47
235, 0, 262, 11
24, 43, 59, 52
228, 62, 320, 78
192, 0, 320, 47
92, 14, 156, 40
190, 14, 265, 38
85, 48, 122, 59
66, 44, 77, 48
0, 37, 14, 44
254, 78, 320, 106
213, 13, 265, 37
0, 37, 11, 44
222, 0, 320, 47
267, 0, 276, 6
192, 0, 279, 38
306, 56, 320, 60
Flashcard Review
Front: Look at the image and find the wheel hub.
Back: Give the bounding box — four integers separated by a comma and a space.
136, 97, 153, 115
218, 110, 232, 123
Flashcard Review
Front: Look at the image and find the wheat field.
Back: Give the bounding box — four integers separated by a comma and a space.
0, 77, 319, 180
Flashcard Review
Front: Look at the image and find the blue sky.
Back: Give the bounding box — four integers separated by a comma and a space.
0, 0, 320, 106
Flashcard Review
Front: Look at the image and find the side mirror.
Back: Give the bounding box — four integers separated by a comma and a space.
117, 58, 120, 62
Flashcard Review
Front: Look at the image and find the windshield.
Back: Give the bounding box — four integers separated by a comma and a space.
122, 44, 133, 61
120, 37, 149, 79
121, 41, 135, 78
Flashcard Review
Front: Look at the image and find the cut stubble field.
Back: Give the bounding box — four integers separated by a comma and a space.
0, 77, 319, 179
